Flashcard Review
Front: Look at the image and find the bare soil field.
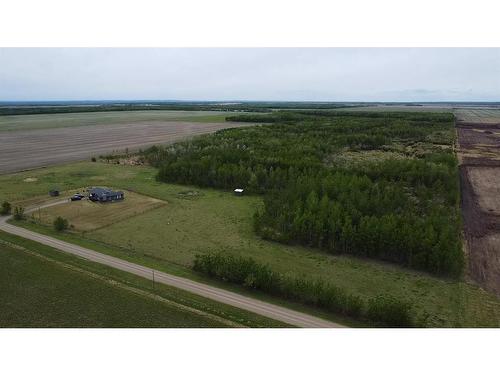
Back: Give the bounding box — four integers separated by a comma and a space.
457, 126, 500, 164
457, 109, 500, 296
455, 108, 500, 124
0, 110, 228, 132
0, 121, 251, 174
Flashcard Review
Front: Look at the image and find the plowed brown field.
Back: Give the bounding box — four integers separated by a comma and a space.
456, 110, 500, 296
0, 120, 251, 174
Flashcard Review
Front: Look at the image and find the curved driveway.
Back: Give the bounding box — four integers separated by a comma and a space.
0, 202, 344, 328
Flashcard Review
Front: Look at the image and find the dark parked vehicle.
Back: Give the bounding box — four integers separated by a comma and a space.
49, 190, 60, 197
70, 193, 85, 201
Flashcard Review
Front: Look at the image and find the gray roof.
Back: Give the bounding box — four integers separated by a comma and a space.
89, 187, 123, 196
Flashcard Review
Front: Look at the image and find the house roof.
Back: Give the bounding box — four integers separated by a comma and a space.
89, 187, 123, 196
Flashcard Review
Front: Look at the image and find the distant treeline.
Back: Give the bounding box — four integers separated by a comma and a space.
0, 104, 262, 116
194, 252, 416, 327
142, 110, 462, 277
0, 102, 354, 116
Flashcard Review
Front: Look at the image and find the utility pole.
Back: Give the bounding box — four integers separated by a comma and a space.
152, 270, 155, 292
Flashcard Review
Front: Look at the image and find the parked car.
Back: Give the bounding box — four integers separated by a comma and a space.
70, 193, 85, 201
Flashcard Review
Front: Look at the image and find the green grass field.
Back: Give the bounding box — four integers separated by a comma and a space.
0, 110, 230, 132
0, 232, 288, 328
2, 161, 500, 327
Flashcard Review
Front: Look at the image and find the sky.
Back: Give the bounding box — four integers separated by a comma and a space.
0, 48, 499, 102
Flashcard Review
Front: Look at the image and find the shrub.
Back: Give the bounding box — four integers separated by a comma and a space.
53, 216, 69, 232
13, 206, 25, 220
0, 201, 11, 215
366, 295, 413, 327
91, 157, 97, 162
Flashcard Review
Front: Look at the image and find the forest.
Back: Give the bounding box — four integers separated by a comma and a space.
143, 111, 463, 277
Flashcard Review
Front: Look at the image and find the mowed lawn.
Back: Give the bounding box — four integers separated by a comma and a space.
36, 191, 166, 232
0, 242, 231, 327
0, 110, 230, 132
2, 161, 500, 327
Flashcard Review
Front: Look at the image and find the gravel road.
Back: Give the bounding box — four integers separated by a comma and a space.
0, 201, 344, 328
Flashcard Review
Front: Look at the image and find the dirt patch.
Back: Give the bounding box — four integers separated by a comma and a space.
177, 190, 204, 199
23, 177, 38, 182
467, 168, 500, 215
457, 124, 500, 149
466, 234, 500, 295
457, 123, 500, 166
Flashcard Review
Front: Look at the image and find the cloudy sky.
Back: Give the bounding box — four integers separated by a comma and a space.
0, 48, 499, 102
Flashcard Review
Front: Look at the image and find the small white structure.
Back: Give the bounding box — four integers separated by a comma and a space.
234, 188, 244, 196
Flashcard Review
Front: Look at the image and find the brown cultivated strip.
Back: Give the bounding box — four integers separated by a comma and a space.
457, 113, 500, 296
0, 121, 253, 174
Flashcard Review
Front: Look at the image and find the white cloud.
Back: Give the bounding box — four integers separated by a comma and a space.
0, 48, 499, 101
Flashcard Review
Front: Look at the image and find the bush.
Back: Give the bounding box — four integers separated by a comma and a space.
12, 206, 25, 220
193, 252, 415, 326
53, 216, 69, 232
0, 201, 11, 215
91, 157, 97, 162
366, 295, 413, 327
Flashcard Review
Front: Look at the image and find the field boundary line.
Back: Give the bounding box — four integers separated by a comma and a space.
0, 239, 246, 328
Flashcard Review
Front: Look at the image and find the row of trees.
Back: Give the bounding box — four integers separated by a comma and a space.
194, 252, 415, 327
226, 109, 454, 124
1, 102, 355, 117
144, 111, 462, 277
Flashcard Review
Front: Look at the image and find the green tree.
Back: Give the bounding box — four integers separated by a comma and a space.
13, 206, 25, 220
0, 201, 11, 215
53, 216, 69, 232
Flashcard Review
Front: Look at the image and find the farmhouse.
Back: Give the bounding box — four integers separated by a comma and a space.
89, 187, 124, 202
